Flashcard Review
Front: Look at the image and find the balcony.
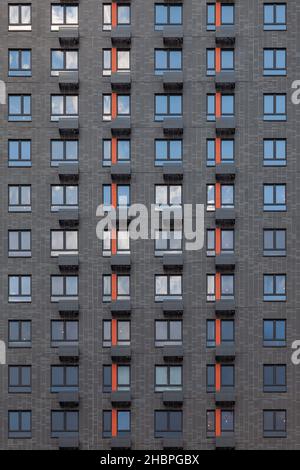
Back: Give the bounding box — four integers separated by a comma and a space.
111, 300, 131, 316
111, 254, 131, 270
215, 163, 236, 181
58, 254, 79, 271
215, 208, 235, 226
162, 438, 184, 450
162, 26, 183, 47
215, 299, 235, 316
162, 299, 184, 316
58, 436, 79, 450
163, 117, 183, 135
111, 27, 131, 46
215, 389, 235, 406
58, 345, 79, 361
111, 345, 131, 362
111, 73, 131, 91
163, 162, 183, 181
215, 71, 236, 90
163, 345, 183, 361
57, 208, 79, 227
110, 117, 131, 136
58, 300, 79, 316
58, 117, 79, 136
162, 72, 183, 91
58, 391, 79, 407
110, 436, 131, 450
215, 254, 235, 270
215, 344, 235, 361
111, 163, 131, 181
163, 253, 183, 269
216, 117, 236, 135
58, 27, 79, 46
162, 391, 183, 405
215, 435, 235, 450
58, 71, 79, 91
215, 26, 235, 45
58, 162, 79, 181
111, 391, 131, 406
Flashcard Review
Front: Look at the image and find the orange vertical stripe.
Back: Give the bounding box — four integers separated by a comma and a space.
216, 409, 221, 437
215, 364, 221, 392
112, 183, 117, 209
112, 364, 117, 391
112, 229, 117, 255
216, 48, 221, 73
112, 48, 117, 73
112, 138, 117, 165
216, 138, 221, 164
112, 273, 117, 301
112, 3, 117, 27
112, 318, 117, 345
216, 272, 221, 300
216, 183, 221, 209
216, 92, 221, 118
216, 3, 221, 27
216, 228, 221, 255
216, 319, 221, 346
112, 93, 117, 119
112, 409, 117, 436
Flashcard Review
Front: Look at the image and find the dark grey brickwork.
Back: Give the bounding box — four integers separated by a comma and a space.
0, 0, 300, 450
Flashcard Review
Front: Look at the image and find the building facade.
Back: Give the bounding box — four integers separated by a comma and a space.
0, 0, 299, 450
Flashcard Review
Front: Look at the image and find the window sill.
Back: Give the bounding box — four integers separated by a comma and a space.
9, 297, 31, 303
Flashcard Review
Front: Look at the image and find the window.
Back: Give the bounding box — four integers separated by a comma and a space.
155, 50, 182, 74
51, 320, 79, 346
9, 275, 31, 302
155, 366, 182, 391
102, 94, 130, 121
206, 320, 234, 348
207, 365, 234, 392
263, 410, 286, 437
102, 3, 131, 31
51, 411, 79, 437
51, 50, 78, 75
155, 185, 182, 207
8, 230, 31, 257
155, 4, 182, 30
264, 49, 286, 76
263, 229, 286, 256
207, 49, 234, 75
206, 411, 215, 437
51, 4, 79, 30
102, 49, 130, 75
102, 139, 131, 166
263, 139, 286, 166
207, 3, 234, 31
102, 411, 131, 438
263, 365, 286, 393
51, 366, 79, 392
9, 4, 31, 31
117, 5, 131, 25
8, 140, 31, 167
264, 274, 286, 301
221, 274, 234, 299
9, 49, 31, 76
51, 230, 78, 256
103, 4, 112, 30
221, 410, 234, 433
103, 320, 130, 347
222, 185, 234, 208
263, 320, 286, 347
103, 274, 130, 301
103, 230, 130, 256
51, 185, 78, 210
51, 276, 78, 301
208, 229, 234, 255
103, 365, 130, 392
207, 274, 215, 301
264, 4, 286, 31
207, 139, 234, 166
51, 140, 78, 165
155, 411, 182, 437
155, 231, 182, 254
9, 320, 31, 348
155, 320, 182, 347
155, 275, 182, 301
102, 185, 130, 208
8, 95, 31, 121
8, 411, 31, 438
155, 140, 182, 165
207, 365, 215, 392
51, 95, 78, 121
8, 366, 31, 393
263, 94, 286, 121
155, 95, 182, 121
264, 184, 286, 211
207, 94, 234, 121
9, 185, 31, 212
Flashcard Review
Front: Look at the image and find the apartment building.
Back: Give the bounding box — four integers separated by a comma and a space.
0, 0, 299, 450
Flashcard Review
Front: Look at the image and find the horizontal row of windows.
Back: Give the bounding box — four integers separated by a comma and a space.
7, 4, 288, 32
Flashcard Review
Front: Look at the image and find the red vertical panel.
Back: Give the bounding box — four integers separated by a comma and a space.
112, 318, 117, 345
112, 93, 117, 119
112, 138, 117, 165
216, 409, 221, 437
216, 92, 221, 118
112, 3, 117, 27
216, 48, 221, 73
216, 228, 221, 254
216, 3, 221, 27
215, 364, 221, 392
112, 273, 117, 301
216, 272, 221, 300
112, 409, 117, 436
216, 319, 221, 346
112, 364, 117, 391
216, 183, 221, 209
216, 137, 221, 164
112, 48, 117, 73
